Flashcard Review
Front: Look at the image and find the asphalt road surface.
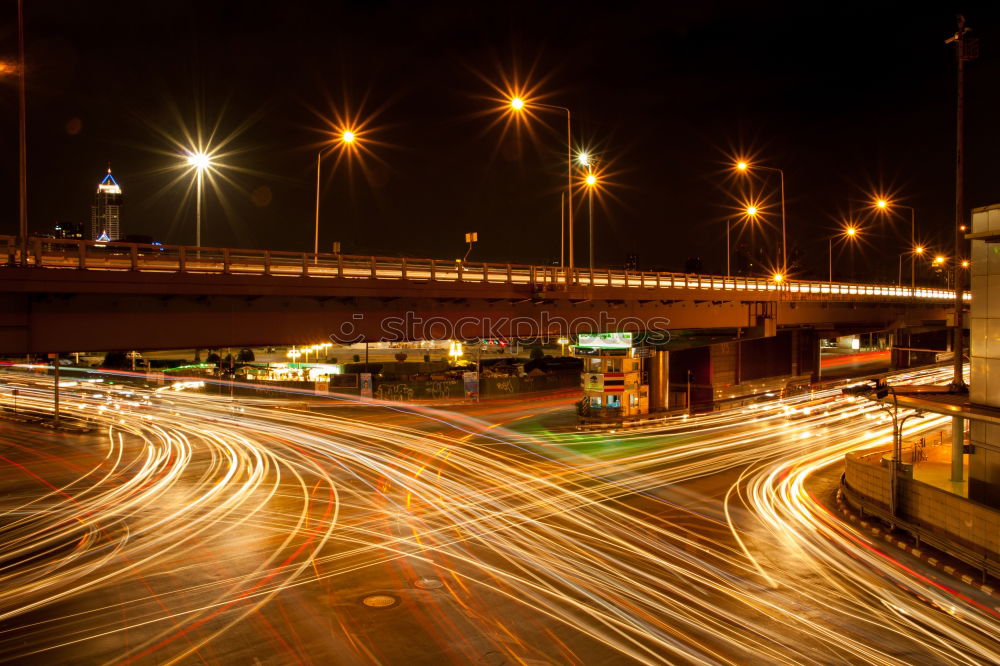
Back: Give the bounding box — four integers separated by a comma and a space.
0, 364, 996, 665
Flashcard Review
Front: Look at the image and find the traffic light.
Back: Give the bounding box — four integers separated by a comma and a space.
874, 378, 889, 399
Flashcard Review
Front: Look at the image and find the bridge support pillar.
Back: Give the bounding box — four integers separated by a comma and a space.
890, 330, 911, 369
648, 349, 669, 412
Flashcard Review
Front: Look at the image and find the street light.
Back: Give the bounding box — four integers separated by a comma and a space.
557, 337, 570, 356
509, 95, 575, 276
584, 172, 598, 278
873, 198, 917, 291
829, 225, 860, 283
315, 128, 358, 258
186, 152, 212, 247
898, 244, 925, 286
736, 160, 787, 274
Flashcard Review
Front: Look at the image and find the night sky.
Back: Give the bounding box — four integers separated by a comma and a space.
1, 1, 998, 280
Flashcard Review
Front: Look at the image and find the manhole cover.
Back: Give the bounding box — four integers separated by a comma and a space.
414, 577, 443, 590
362, 594, 399, 608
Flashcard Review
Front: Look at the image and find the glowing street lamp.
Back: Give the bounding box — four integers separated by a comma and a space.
584, 172, 599, 277
746, 205, 758, 217
186, 152, 211, 247
829, 224, 860, 283
736, 160, 787, 274
578, 152, 591, 168
873, 197, 917, 291
772, 272, 784, 284
315, 128, 359, 258
557, 337, 570, 356
509, 95, 575, 276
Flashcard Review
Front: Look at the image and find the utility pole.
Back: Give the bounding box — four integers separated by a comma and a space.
946, 15, 977, 392
17, 0, 27, 264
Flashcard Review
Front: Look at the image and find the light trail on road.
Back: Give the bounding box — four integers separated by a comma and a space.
0, 365, 995, 664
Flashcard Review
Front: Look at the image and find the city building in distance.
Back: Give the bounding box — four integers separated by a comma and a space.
90, 167, 122, 241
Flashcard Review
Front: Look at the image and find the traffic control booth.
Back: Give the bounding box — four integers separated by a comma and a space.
574, 332, 652, 420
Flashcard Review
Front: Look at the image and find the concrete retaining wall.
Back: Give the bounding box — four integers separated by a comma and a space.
900, 478, 1000, 557
844, 451, 892, 510
845, 449, 1000, 557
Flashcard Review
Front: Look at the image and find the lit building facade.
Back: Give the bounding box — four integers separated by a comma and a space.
90, 168, 122, 241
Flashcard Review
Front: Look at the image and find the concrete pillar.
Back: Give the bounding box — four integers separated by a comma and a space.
790, 329, 800, 376
648, 349, 669, 412
809, 334, 821, 383
952, 416, 965, 482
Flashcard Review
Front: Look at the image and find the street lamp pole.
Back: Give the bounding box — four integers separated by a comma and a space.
736, 162, 787, 273
947, 15, 975, 392
777, 168, 786, 273
828, 236, 833, 284
726, 220, 731, 277
584, 172, 597, 278
560, 191, 565, 270
314, 130, 356, 259
195, 167, 203, 248
511, 99, 573, 277
314, 148, 323, 257
17, 0, 27, 265
909, 207, 916, 292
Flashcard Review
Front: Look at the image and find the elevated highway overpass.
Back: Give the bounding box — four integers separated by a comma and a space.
0, 236, 962, 354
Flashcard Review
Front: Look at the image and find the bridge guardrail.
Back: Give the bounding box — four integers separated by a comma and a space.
0, 235, 966, 303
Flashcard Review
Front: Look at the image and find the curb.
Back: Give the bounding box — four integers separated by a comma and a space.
834, 488, 1000, 602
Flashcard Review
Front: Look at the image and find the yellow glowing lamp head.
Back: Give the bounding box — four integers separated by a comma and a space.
577, 152, 590, 167
746, 206, 758, 216
187, 152, 211, 170
876, 199, 888, 209
845, 226, 857, 237
342, 130, 356, 144
736, 161, 748, 171
962, 260, 970, 268
510, 97, 525, 111
585, 174, 597, 187
934, 255, 945, 265
914, 245, 925, 255
773, 272, 784, 283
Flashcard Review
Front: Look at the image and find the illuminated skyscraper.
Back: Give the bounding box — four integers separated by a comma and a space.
90, 167, 122, 240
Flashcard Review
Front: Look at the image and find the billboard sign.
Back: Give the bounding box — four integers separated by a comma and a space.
576, 332, 634, 349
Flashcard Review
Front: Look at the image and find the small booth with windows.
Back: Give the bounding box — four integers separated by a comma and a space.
574, 332, 650, 419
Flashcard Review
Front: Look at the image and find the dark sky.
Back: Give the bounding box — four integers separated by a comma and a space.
1, 1, 998, 279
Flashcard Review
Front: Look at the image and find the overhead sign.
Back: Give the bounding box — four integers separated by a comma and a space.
576, 332, 633, 349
